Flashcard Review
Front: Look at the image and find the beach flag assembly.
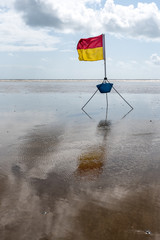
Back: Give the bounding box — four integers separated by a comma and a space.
77, 34, 133, 112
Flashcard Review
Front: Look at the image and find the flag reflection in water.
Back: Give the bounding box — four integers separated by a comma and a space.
77, 146, 105, 177
76, 120, 111, 178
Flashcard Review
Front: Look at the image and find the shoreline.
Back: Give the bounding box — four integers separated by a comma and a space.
0, 79, 160, 82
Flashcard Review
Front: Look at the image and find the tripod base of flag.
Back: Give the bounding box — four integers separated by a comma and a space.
81, 80, 134, 114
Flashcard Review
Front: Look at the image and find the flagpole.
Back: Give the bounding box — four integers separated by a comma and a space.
103, 34, 107, 81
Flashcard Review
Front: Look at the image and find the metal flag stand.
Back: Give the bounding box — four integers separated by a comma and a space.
81, 34, 134, 112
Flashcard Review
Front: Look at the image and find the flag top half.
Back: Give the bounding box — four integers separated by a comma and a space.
77, 34, 104, 61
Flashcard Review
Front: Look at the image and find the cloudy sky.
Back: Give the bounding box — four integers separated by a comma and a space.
1, 0, 160, 79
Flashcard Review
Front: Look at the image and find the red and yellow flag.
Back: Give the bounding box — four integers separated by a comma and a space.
77, 34, 104, 61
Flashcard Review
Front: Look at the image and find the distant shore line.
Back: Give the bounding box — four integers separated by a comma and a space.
0, 79, 160, 82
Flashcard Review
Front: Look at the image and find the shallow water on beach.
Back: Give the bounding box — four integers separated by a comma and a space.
1, 80, 160, 240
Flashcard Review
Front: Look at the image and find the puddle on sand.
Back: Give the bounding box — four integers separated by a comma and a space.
1, 81, 160, 240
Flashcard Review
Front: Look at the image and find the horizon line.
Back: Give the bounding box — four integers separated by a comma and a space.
0, 78, 160, 81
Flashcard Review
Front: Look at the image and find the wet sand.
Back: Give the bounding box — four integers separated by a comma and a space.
0, 80, 160, 240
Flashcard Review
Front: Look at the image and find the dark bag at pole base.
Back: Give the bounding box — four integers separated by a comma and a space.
96, 83, 113, 93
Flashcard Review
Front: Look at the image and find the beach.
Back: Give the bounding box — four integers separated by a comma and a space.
0, 79, 160, 240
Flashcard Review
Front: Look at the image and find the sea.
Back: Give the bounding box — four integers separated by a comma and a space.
0, 79, 160, 240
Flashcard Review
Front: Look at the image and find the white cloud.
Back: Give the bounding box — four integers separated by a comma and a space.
150, 53, 160, 65
1, 0, 160, 52
100, 1, 160, 40
0, 4, 59, 52
0, 0, 14, 8
13, 0, 160, 40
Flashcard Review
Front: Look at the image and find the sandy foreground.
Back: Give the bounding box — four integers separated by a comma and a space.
0, 80, 160, 240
